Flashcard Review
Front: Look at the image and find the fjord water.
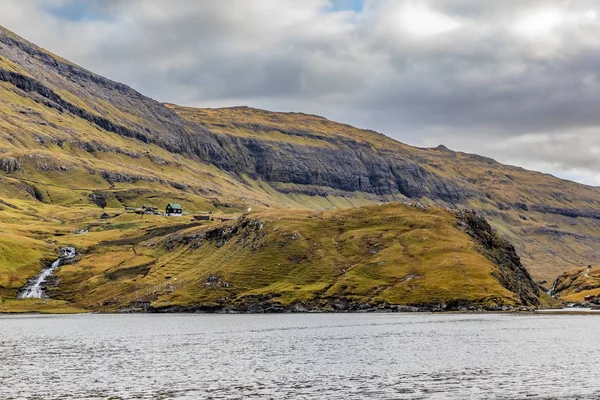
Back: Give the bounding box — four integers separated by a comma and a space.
1, 314, 599, 399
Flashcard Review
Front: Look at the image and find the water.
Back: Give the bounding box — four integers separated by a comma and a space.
0, 313, 599, 399
548, 277, 559, 296
17, 259, 61, 299
17, 247, 76, 299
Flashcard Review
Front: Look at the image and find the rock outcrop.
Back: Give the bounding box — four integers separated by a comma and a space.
0, 157, 21, 173
457, 210, 540, 306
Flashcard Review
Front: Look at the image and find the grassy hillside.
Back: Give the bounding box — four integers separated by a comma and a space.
550, 265, 600, 303
3, 202, 535, 312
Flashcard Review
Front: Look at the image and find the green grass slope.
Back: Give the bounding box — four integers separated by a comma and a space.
46, 203, 540, 312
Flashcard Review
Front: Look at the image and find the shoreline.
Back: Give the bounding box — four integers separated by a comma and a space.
1, 308, 587, 316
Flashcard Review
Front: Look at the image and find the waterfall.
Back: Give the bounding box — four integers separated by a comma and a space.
17, 247, 76, 299
547, 278, 559, 297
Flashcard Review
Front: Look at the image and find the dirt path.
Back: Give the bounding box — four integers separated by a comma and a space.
584, 266, 600, 281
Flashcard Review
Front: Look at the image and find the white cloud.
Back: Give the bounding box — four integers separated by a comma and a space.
514, 8, 564, 38
399, 3, 460, 37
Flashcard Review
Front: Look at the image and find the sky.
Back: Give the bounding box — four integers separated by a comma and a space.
1, 0, 600, 185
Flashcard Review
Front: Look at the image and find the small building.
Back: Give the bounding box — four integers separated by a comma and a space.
138, 205, 159, 215
100, 212, 110, 219
193, 215, 211, 221
584, 295, 596, 302
166, 203, 183, 216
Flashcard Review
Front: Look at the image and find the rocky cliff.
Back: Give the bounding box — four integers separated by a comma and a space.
456, 210, 539, 305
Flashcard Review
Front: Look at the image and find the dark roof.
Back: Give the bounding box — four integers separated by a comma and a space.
167, 203, 182, 209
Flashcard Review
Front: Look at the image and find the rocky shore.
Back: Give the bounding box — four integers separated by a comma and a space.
118, 298, 537, 314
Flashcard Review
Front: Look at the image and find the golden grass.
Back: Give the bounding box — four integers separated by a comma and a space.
2, 75, 598, 287
0, 298, 87, 314
43, 203, 520, 312
553, 265, 600, 302
166, 104, 406, 149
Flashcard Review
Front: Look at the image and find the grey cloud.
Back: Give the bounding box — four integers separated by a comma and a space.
1, 0, 600, 185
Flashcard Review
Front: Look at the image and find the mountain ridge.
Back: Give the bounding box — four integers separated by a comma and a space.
168, 102, 596, 188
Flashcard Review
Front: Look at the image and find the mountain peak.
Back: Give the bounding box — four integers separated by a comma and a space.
434, 144, 451, 152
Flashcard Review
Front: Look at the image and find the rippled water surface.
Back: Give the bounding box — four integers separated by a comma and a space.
1, 313, 599, 399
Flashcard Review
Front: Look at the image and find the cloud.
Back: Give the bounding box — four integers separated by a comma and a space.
1, 0, 600, 185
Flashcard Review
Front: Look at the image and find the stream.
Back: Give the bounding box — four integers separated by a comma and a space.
548, 277, 559, 296
17, 247, 76, 299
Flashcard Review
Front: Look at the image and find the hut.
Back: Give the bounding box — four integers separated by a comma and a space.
166, 203, 183, 216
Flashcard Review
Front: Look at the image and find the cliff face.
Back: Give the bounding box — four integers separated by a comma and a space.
213, 132, 470, 201
456, 210, 539, 306
1, 25, 600, 282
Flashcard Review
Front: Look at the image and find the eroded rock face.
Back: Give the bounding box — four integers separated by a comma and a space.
456, 210, 540, 306
162, 216, 264, 251
0, 157, 21, 173
218, 135, 471, 201
99, 170, 158, 184
71, 140, 143, 159
530, 205, 600, 220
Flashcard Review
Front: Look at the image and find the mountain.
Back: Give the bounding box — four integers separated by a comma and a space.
0, 25, 595, 311
166, 104, 600, 282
